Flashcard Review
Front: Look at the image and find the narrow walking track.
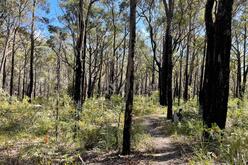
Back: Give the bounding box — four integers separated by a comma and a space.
87, 115, 191, 165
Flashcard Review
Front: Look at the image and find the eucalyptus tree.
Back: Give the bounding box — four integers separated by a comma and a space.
47, 26, 68, 140
201, 0, 234, 131
0, 1, 16, 90
9, 0, 29, 96
241, 8, 247, 97
232, 22, 243, 98
231, 1, 248, 98
60, 0, 98, 106
161, 0, 174, 119
27, 0, 49, 101
138, 0, 166, 95
122, 0, 136, 155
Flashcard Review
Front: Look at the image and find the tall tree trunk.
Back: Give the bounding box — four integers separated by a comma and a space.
22, 49, 28, 99
199, 39, 206, 92
161, 0, 174, 119
178, 47, 183, 105
236, 52, 242, 98
174, 72, 179, 99
242, 21, 247, 97
199, 38, 206, 113
189, 35, 196, 86
122, 0, 136, 155
10, 27, 17, 96
201, 0, 233, 130
193, 64, 198, 98
27, 0, 36, 101
0, 21, 10, 75
73, 0, 84, 107
145, 67, 148, 94
166, 30, 173, 119
2, 58, 7, 90
10, 4, 22, 96
33, 67, 37, 99
97, 45, 104, 97
1, 24, 10, 89
183, 11, 192, 101
160, 36, 168, 106
150, 23, 157, 91
107, 3, 116, 99
87, 46, 93, 98
55, 44, 61, 142
17, 69, 21, 97
116, 27, 126, 95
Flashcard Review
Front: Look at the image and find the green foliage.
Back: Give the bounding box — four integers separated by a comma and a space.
175, 98, 248, 164
0, 89, 9, 101
78, 96, 124, 150
132, 124, 152, 151
0, 93, 160, 163
133, 94, 161, 116
218, 105, 248, 164
228, 98, 243, 110
0, 97, 34, 134
3, 92, 248, 164
220, 128, 248, 164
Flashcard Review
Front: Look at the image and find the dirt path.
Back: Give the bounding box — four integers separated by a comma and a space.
86, 114, 191, 165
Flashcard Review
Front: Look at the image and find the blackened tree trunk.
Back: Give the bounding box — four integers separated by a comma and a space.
81, 0, 96, 101
201, 0, 233, 130
160, 36, 168, 106
122, 0, 136, 155
166, 31, 173, 119
73, 0, 84, 139
33, 67, 37, 99
158, 68, 162, 103
74, 0, 84, 107
87, 45, 93, 98
161, 0, 174, 119
27, 0, 36, 101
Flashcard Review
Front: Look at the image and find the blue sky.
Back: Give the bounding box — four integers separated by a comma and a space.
47, 0, 63, 24
38, 0, 149, 40
37, 0, 63, 37
44, 0, 63, 28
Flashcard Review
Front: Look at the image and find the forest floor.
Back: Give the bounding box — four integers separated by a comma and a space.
85, 114, 192, 165
1, 97, 247, 164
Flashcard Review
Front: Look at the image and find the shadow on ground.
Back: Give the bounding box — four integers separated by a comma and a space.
85, 115, 193, 165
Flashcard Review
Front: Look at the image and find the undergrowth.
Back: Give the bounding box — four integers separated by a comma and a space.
0, 90, 159, 163
170, 98, 248, 164
1, 88, 248, 164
